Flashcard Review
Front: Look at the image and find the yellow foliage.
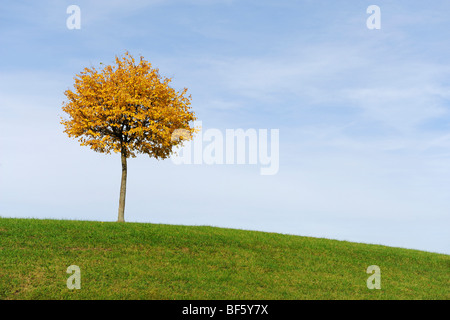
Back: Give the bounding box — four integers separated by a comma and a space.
61, 52, 197, 159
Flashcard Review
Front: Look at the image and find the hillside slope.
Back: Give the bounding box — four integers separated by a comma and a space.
0, 217, 448, 299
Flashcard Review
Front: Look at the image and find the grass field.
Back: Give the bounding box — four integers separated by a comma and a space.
0, 217, 448, 300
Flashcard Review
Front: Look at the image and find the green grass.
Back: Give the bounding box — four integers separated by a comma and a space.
0, 217, 448, 300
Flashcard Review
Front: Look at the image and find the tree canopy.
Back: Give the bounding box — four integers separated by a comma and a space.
61, 52, 196, 159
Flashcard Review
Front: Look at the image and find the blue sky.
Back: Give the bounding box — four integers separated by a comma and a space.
0, 0, 449, 254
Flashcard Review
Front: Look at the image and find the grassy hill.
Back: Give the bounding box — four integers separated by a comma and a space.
0, 217, 448, 300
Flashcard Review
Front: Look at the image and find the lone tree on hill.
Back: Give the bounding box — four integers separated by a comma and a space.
61, 52, 196, 222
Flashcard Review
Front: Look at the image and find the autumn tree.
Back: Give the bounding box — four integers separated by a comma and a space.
61, 52, 196, 222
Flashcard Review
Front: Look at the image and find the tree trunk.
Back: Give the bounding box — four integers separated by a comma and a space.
117, 150, 127, 222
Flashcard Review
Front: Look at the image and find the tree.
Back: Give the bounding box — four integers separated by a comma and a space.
61, 52, 196, 222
